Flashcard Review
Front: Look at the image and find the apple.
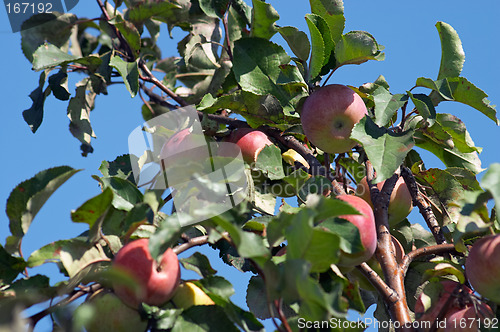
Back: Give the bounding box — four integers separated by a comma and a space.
465, 234, 500, 303
159, 127, 208, 167
219, 128, 274, 164
74, 292, 147, 332
171, 281, 215, 309
112, 238, 181, 307
336, 194, 377, 266
415, 281, 473, 324
441, 303, 494, 332
300, 84, 367, 154
356, 176, 413, 227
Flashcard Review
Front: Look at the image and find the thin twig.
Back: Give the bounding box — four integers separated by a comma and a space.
172, 235, 209, 255
401, 167, 446, 244
401, 243, 460, 277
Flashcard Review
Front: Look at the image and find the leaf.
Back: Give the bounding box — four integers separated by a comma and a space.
180, 252, 217, 278
250, 0, 279, 40
414, 130, 483, 175
32, 43, 76, 70
22, 71, 50, 133
109, 56, 139, 98
481, 163, 500, 211
148, 214, 183, 260
335, 31, 384, 67
278, 26, 310, 62
305, 13, 330, 80
172, 306, 239, 332
127, 1, 181, 23
59, 239, 109, 278
309, 0, 345, 43
0, 245, 27, 284
71, 188, 114, 238
99, 154, 136, 183
100, 176, 143, 211
297, 176, 332, 202
446, 77, 499, 125
372, 86, 407, 126
48, 70, 70, 101
255, 145, 285, 180
21, 13, 77, 62
232, 38, 299, 113
109, 16, 141, 56
409, 93, 436, 123
27, 240, 68, 268
436, 22, 465, 80
67, 81, 97, 156
351, 116, 414, 182
416, 77, 498, 124
6, 166, 80, 255
436, 113, 481, 154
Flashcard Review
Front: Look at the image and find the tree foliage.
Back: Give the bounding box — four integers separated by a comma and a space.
1, 0, 500, 331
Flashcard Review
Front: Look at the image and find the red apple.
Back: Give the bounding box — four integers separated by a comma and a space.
441, 303, 494, 332
415, 281, 473, 324
356, 176, 413, 227
220, 128, 274, 163
465, 234, 500, 303
112, 239, 181, 307
159, 128, 209, 167
336, 194, 377, 266
300, 84, 367, 154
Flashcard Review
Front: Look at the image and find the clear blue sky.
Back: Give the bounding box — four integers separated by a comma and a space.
1, 1, 499, 331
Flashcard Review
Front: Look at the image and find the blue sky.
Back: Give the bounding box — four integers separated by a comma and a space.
1, 1, 499, 331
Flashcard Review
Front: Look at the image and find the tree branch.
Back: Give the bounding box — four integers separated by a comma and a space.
401, 167, 446, 245
356, 263, 397, 302
173, 235, 210, 255
139, 61, 189, 107
401, 243, 460, 277
366, 163, 413, 327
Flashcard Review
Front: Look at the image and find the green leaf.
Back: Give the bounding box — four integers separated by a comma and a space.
305, 13, 329, 80
180, 252, 217, 278
250, 0, 279, 40
21, 13, 77, 62
436, 22, 465, 80
309, 0, 345, 43
127, 1, 181, 23
436, 113, 481, 154
0, 245, 27, 284
67, 80, 97, 156
278, 26, 310, 62
48, 70, 70, 101
27, 240, 67, 268
298, 176, 332, 202
414, 130, 483, 174
319, 217, 363, 256
446, 77, 499, 125
233, 38, 300, 114
198, 0, 230, 18
6, 166, 80, 255
407, 92, 436, 124
148, 214, 183, 260
335, 31, 384, 67
255, 145, 285, 180
22, 71, 50, 133
415, 77, 454, 103
351, 116, 414, 182
101, 176, 143, 211
109, 56, 139, 98
32, 43, 76, 70
372, 86, 407, 126
59, 239, 109, 278
71, 188, 114, 240
416, 77, 498, 124
172, 305, 239, 332
109, 16, 141, 56
481, 163, 500, 211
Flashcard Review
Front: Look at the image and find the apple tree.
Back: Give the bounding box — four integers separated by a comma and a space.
2, 0, 500, 331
